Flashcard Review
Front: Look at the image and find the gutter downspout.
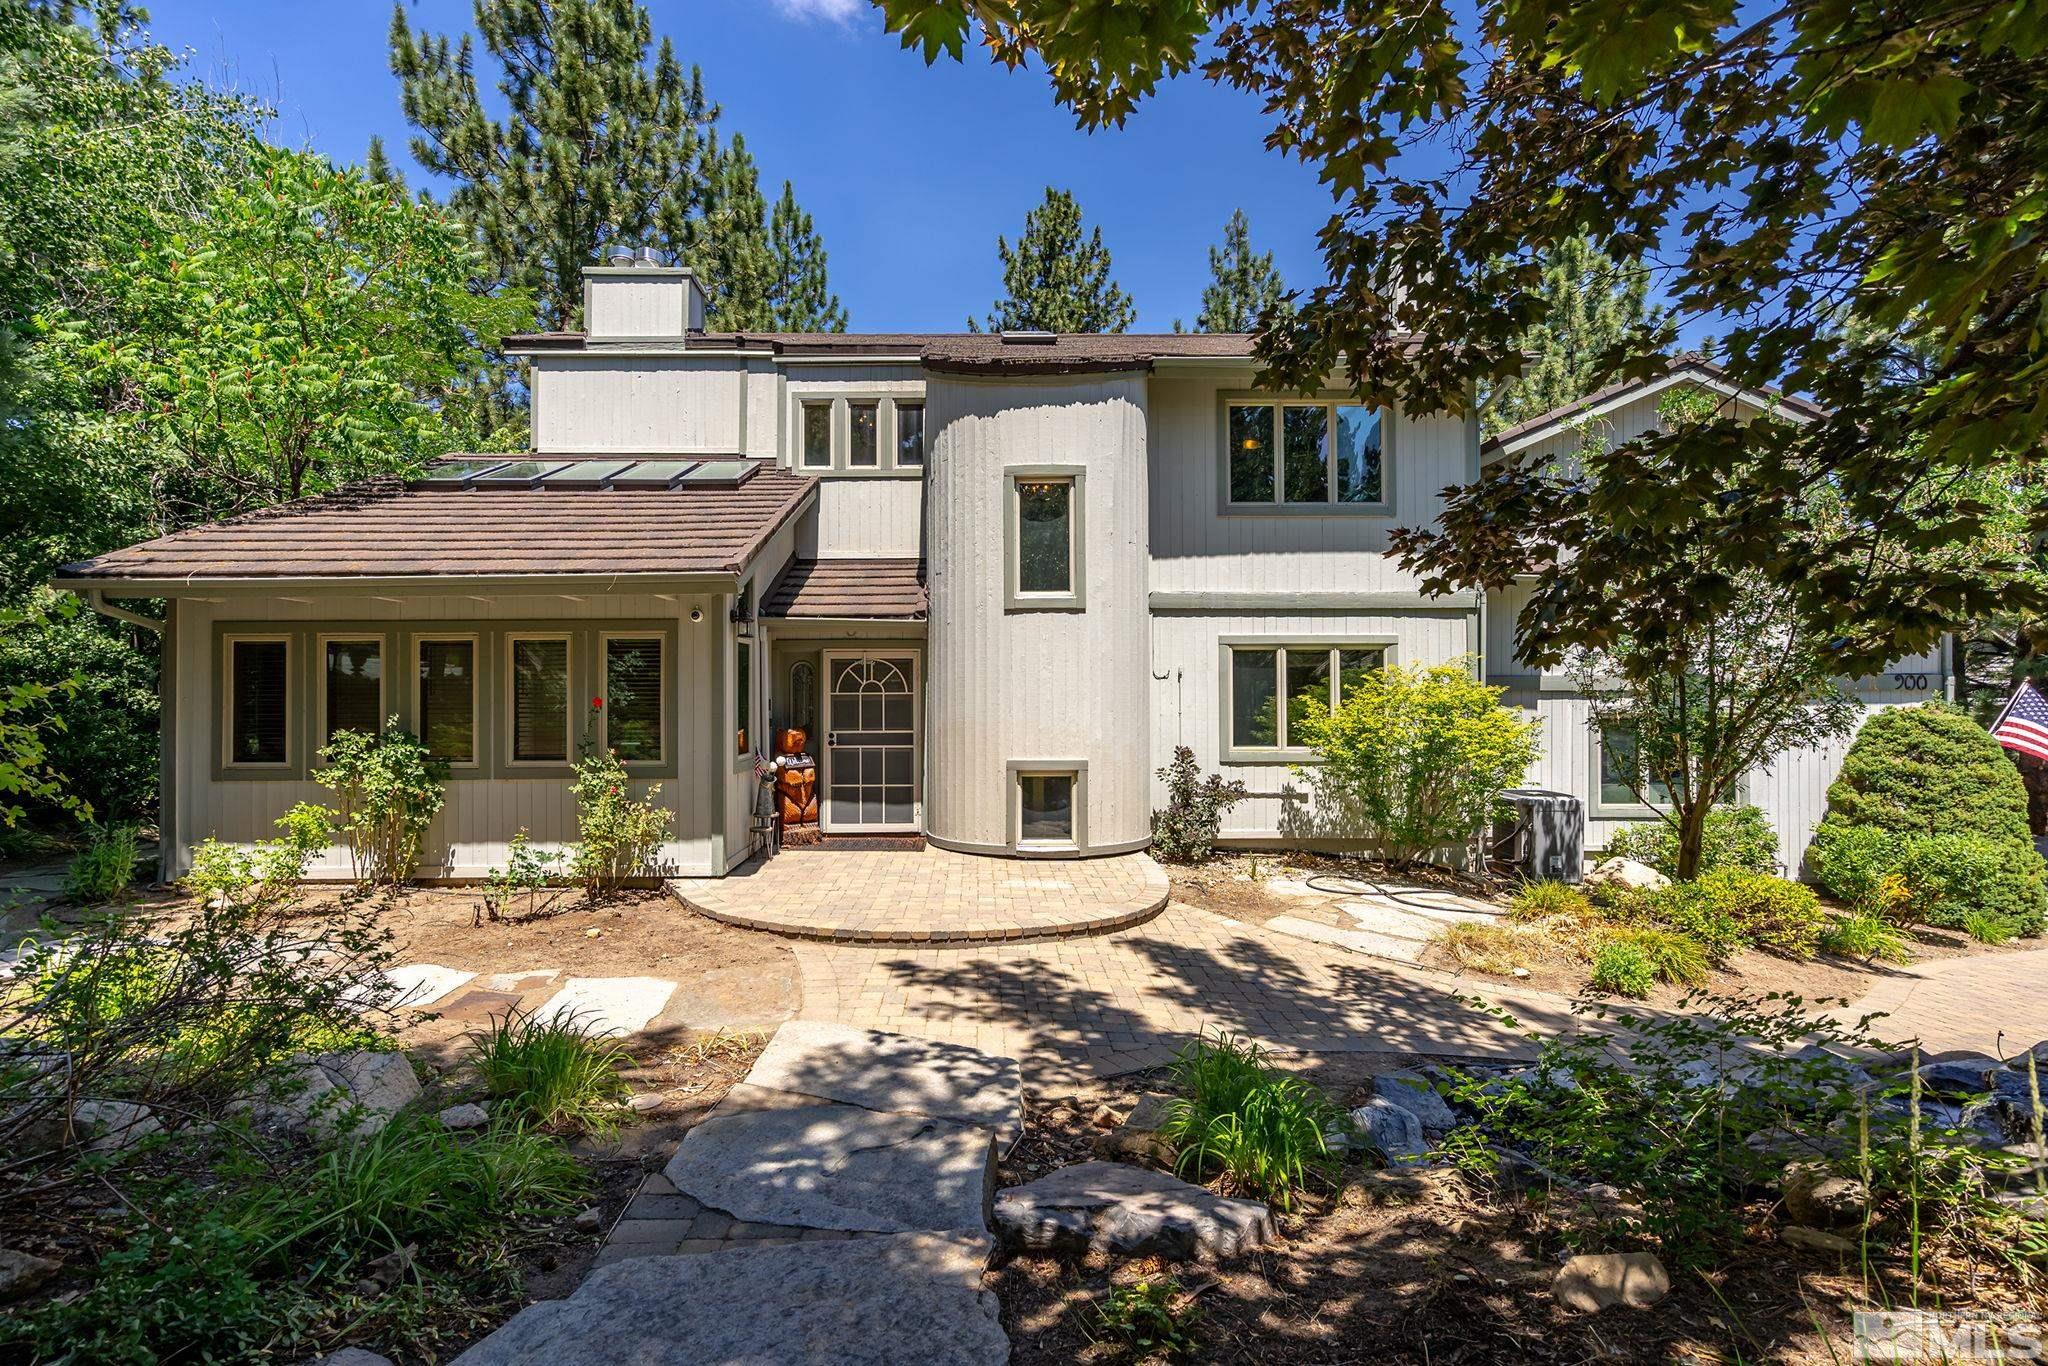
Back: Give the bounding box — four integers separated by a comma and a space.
76, 588, 164, 634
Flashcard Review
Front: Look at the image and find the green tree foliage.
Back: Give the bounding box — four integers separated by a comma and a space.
1292, 658, 1541, 867
974, 186, 1135, 333
1191, 208, 1287, 333
767, 181, 848, 333
1483, 234, 1666, 435
877, 0, 2048, 676
1821, 704, 2033, 847
686, 135, 847, 331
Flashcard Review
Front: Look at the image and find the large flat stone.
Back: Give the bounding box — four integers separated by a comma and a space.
746, 1021, 1023, 1150
531, 976, 677, 1038
452, 1230, 1005, 1366
994, 1161, 1273, 1262
663, 1084, 996, 1234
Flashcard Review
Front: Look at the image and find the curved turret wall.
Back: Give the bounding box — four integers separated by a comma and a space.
923, 372, 1151, 855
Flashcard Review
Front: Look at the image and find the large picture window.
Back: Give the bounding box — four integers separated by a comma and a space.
1227, 400, 1386, 507
322, 639, 383, 745
509, 636, 570, 763
417, 638, 477, 765
603, 636, 664, 763
1227, 644, 1386, 752
227, 637, 290, 767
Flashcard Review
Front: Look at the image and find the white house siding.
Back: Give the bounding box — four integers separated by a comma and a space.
1150, 607, 1478, 842
164, 588, 732, 880
801, 480, 926, 559
532, 356, 749, 454
923, 372, 1152, 854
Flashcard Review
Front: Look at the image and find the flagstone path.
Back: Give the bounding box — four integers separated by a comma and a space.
1836, 946, 2048, 1058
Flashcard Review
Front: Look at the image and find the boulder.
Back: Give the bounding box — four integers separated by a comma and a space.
2002, 1040, 2048, 1071
1092, 1092, 1177, 1166
1350, 1097, 1429, 1166
264, 1050, 424, 1141
437, 1103, 490, 1131
1584, 858, 1669, 893
994, 1161, 1272, 1262
1782, 1226, 1859, 1255
1916, 1055, 2002, 1099
1781, 1162, 1868, 1229
72, 1099, 160, 1153
0, 1248, 59, 1302
1552, 1252, 1670, 1313
1372, 1070, 1459, 1133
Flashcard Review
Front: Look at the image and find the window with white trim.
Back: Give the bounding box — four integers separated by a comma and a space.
508, 635, 571, 763
322, 638, 383, 745
417, 638, 477, 765
1017, 771, 1077, 848
1014, 478, 1073, 596
1228, 645, 1386, 751
602, 636, 665, 763
1227, 400, 1386, 507
227, 637, 290, 767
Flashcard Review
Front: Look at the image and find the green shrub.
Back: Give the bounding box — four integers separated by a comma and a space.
1589, 938, 1655, 997
1643, 883, 1747, 961
479, 830, 570, 923
1690, 868, 1827, 958
569, 747, 672, 895
1818, 912, 1914, 963
65, 822, 141, 904
317, 723, 448, 886
182, 802, 332, 913
1891, 831, 2046, 933
1615, 926, 1709, 986
1508, 879, 1593, 922
1292, 658, 1541, 866
1161, 1031, 1339, 1210
1150, 745, 1249, 863
467, 1006, 632, 1135
1606, 805, 1779, 878
1963, 909, 2023, 945
1091, 1278, 1200, 1360
1820, 703, 2033, 844
1810, 822, 1903, 910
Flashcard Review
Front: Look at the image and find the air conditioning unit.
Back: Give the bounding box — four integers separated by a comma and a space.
1492, 789, 1586, 884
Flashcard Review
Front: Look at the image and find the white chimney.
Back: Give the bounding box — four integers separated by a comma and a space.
583, 245, 707, 340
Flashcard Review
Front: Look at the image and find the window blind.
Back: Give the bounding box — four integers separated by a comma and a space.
230, 640, 288, 765
511, 638, 569, 762
605, 638, 662, 762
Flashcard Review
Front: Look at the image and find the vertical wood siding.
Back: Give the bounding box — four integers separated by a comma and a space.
532, 357, 747, 453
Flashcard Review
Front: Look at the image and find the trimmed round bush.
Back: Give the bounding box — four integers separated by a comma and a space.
1891, 832, 2043, 936
1606, 805, 1779, 878
1820, 703, 2031, 843
1810, 822, 1901, 910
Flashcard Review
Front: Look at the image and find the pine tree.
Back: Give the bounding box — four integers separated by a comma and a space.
767, 181, 847, 332
974, 187, 1134, 333
1194, 208, 1287, 332
363, 135, 405, 192
686, 132, 777, 330
388, 0, 717, 331
1484, 235, 1667, 433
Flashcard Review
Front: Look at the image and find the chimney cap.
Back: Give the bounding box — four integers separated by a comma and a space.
604, 242, 636, 266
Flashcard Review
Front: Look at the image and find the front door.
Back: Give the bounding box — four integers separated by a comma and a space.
821, 651, 920, 833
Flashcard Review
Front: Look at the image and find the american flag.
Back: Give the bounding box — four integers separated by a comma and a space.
1992, 679, 2048, 761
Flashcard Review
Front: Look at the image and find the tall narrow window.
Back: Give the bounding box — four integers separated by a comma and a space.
735, 638, 754, 756
1015, 479, 1072, 595
418, 639, 476, 764
801, 402, 832, 469
323, 639, 382, 744
1335, 406, 1383, 503
1018, 772, 1076, 847
1228, 404, 1275, 503
896, 402, 925, 467
1282, 405, 1331, 503
849, 401, 878, 467
228, 638, 289, 766
1230, 648, 1279, 748
510, 637, 570, 763
604, 637, 664, 763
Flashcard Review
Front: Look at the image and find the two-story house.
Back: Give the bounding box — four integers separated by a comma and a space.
57, 258, 1949, 883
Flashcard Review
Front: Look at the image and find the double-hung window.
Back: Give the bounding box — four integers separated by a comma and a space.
508, 635, 571, 765
1227, 644, 1386, 755
1005, 469, 1084, 609
1226, 399, 1387, 508
602, 636, 665, 763
225, 636, 291, 769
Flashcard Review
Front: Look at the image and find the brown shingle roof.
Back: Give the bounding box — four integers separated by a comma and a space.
58, 462, 815, 583
762, 558, 926, 619
1482, 354, 1831, 456
502, 329, 1287, 372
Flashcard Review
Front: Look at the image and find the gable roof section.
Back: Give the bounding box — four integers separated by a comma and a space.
762, 558, 926, 620
57, 459, 814, 586
505, 329, 1294, 373
1482, 354, 1830, 460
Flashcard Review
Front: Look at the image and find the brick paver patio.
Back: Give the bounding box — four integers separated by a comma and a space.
1839, 946, 2048, 1057
673, 847, 1169, 943
791, 904, 1582, 1087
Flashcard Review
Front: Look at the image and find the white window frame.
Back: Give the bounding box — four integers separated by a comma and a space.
1220, 394, 1393, 514
798, 400, 834, 470
221, 632, 295, 772
413, 632, 482, 771
1592, 724, 1676, 819
316, 633, 387, 751
1007, 760, 1087, 855
503, 632, 575, 768
1004, 466, 1086, 611
786, 392, 927, 477
599, 631, 667, 767
1220, 639, 1393, 763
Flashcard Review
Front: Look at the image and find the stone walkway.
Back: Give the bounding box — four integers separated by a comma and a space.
1252, 872, 1513, 966
792, 904, 1572, 1087
1840, 946, 2048, 1057
673, 847, 1169, 943
456, 1020, 1015, 1365
383, 966, 685, 1038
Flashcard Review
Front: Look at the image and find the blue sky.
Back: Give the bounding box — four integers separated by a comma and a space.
145, 0, 1341, 334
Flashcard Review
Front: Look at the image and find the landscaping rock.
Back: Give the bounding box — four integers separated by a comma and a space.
627, 1093, 664, 1114
1350, 1097, 1429, 1166
450, 1230, 1006, 1366
1584, 858, 1669, 893
325, 1051, 423, 1121
1781, 1162, 1868, 1229
265, 1050, 423, 1140
743, 1020, 1023, 1151
72, 1099, 160, 1153
1993, 1191, 2047, 1222
1917, 1054, 2002, 1099
2002, 1040, 2048, 1071
573, 1206, 604, 1232
0, 1248, 59, 1301
437, 1103, 490, 1131
994, 1161, 1272, 1261
1782, 1226, 1859, 1255
1372, 1070, 1458, 1132
305, 1350, 395, 1366
1092, 1092, 1177, 1166
662, 1084, 996, 1235
1551, 1252, 1670, 1313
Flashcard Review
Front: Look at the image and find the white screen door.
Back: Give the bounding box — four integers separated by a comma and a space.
822, 652, 920, 832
